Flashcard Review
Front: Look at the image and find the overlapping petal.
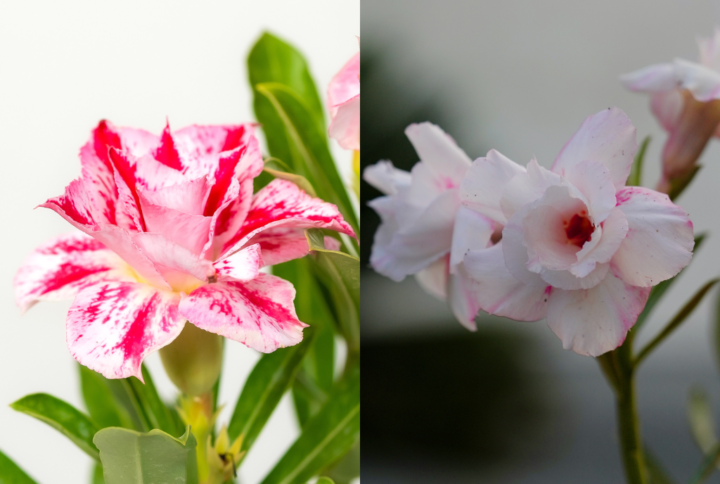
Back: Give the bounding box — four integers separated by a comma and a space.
15, 233, 135, 313
67, 281, 185, 380
179, 274, 306, 353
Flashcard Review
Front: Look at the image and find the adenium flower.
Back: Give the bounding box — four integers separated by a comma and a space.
364, 123, 493, 329
15, 121, 355, 379
621, 28, 720, 192
460, 108, 695, 356
327, 50, 360, 151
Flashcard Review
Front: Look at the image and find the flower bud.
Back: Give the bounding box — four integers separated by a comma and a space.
159, 322, 223, 397
657, 90, 720, 193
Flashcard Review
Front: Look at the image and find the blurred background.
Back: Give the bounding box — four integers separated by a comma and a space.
0, 1, 358, 483
361, 0, 720, 482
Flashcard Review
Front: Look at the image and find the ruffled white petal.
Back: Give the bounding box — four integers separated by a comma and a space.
546, 271, 651, 357
552, 107, 637, 190
363, 161, 412, 196
612, 187, 694, 287
405, 123, 471, 187
460, 150, 525, 224
449, 206, 494, 269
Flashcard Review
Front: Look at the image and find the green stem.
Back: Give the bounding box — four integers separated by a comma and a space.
616, 371, 646, 484
598, 336, 647, 484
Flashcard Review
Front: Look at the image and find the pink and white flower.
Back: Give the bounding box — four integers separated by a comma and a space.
364, 123, 493, 329
15, 120, 355, 379
460, 108, 695, 356
621, 28, 720, 192
328, 51, 360, 151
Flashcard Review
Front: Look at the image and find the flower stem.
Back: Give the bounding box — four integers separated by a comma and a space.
598, 336, 647, 484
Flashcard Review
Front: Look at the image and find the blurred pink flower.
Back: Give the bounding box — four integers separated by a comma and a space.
364, 123, 492, 330
621, 28, 720, 192
460, 108, 694, 356
328, 51, 360, 151
15, 121, 355, 379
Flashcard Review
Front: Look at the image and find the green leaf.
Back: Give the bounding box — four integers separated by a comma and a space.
317, 479, 335, 484
248, 32, 325, 130
92, 463, 106, 484
669, 165, 702, 201
0, 449, 38, 483
261, 366, 360, 484
688, 388, 717, 454
94, 426, 198, 484
125, 366, 180, 436
628, 136, 650, 187
11, 393, 100, 461
255, 83, 358, 232
79, 364, 134, 430
228, 328, 317, 454
690, 441, 720, 484
644, 445, 676, 484
634, 233, 707, 333
322, 441, 360, 484
635, 278, 720, 367
306, 229, 360, 353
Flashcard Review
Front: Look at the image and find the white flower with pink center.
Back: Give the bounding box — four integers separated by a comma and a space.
460, 108, 695, 356
364, 123, 494, 329
15, 120, 355, 380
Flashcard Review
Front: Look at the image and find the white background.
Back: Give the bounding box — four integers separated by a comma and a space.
0, 1, 358, 483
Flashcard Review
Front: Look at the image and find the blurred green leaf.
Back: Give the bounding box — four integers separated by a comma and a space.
0, 449, 37, 483
317, 479, 335, 484
634, 233, 707, 333
306, 229, 360, 353
228, 328, 317, 455
11, 393, 100, 461
323, 441, 360, 484
688, 388, 717, 454
644, 445, 676, 484
79, 364, 134, 430
261, 366, 360, 484
690, 441, 720, 484
94, 426, 198, 484
125, 366, 180, 437
628, 136, 650, 187
255, 82, 358, 232
636, 278, 720, 367
92, 463, 105, 484
669, 165, 701, 201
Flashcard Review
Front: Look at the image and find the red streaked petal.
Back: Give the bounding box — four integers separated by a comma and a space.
180, 274, 306, 353
242, 227, 310, 267
154, 121, 183, 170
67, 282, 185, 380
15, 232, 134, 313
213, 244, 263, 282
220, 179, 355, 258
132, 233, 214, 290
108, 149, 146, 231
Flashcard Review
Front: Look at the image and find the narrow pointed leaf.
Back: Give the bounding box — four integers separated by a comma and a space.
634, 233, 706, 333
263, 166, 317, 197
0, 449, 38, 483
261, 366, 360, 484
628, 135, 650, 187
306, 229, 360, 353
669, 165, 702, 201
125, 366, 179, 436
11, 393, 100, 461
690, 441, 720, 484
92, 463, 105, 484
94, 426, 198, 484
688, 388, 717, 454
78, 364, 133, 430
636, 278, 720, 367
228, 328, 316, 454
644, 445, 676, 484
255, 82, 358, 232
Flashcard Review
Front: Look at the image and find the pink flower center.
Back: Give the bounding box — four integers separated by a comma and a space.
564, 212, 593, 248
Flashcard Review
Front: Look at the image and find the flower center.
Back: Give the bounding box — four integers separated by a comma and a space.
564, 212, 593, 248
